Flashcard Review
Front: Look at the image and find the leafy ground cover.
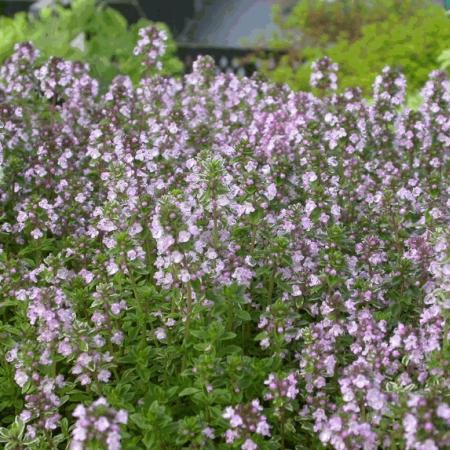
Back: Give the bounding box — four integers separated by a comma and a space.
0, 30, 449, 449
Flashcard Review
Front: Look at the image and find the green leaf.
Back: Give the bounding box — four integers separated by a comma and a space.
235, 309, 251, 321
178, 387, 200, 397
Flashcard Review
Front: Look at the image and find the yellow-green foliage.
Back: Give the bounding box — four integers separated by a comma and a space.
271, 0, 431, 48
438, 49, 450, 70
0, 0, 183, 87
266, 0, 449, 95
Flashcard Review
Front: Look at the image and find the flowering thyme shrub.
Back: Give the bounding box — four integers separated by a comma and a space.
0, 34, 449, 450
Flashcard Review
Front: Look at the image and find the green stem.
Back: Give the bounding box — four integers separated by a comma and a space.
226, 299, 234, 332
128, 261, 150, 336
267, 259, 277, 305
181, 282, 193, 371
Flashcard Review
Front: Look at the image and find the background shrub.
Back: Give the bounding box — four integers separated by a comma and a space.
264, 0, 450, 95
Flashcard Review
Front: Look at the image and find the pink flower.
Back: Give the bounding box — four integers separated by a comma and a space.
31, 228, 43, 239
265, 183, 277, 201
14, 369, 29, 387
95, 417, 110, 432
155, 327, 167, 341
97, 370, 111, 383
106, 261, 119, 275
178, 231, 191, 243
202, 426, 215, 439
242, 438, 258, 450
129, 222, 143, 236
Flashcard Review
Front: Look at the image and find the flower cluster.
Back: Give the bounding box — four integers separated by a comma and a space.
310, 56, 339, 92
223, 400, 271, 449
264, 373, 299, 401
70, 397, 128, 450
133, 25, 168, 71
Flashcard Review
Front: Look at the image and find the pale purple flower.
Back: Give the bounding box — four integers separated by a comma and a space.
242, 438, 258, 450
265, 183, 277, 201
